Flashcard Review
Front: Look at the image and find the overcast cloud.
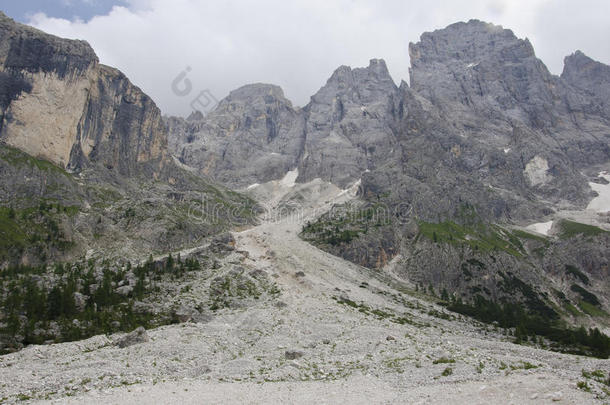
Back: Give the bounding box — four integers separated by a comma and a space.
19, 0, 610, 116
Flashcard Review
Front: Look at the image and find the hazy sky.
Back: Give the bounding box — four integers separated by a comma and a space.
3, 0, 609, 116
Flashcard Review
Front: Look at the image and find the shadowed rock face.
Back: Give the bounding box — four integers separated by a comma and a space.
0, 12, 167, 177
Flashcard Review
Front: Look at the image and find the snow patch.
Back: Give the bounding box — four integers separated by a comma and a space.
587, 171, 610, 213
466, 62, 479, 68
246, 183, 260, 190
526, 220, 553, 236
503, 148, 511, 154
279, 168, 299, 188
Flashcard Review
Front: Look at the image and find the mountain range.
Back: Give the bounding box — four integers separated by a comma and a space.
0, 11, 609, 403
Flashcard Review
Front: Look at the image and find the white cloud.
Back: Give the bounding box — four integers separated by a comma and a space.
28, 0, 609, 116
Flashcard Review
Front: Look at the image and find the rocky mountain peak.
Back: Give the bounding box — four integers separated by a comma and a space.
408, 19, 557, 127
562, 50, 610, 85
561, 51, 610, 100
310, 58, 396, 106
186, 110, 204, 121
223, 83, 288, 105
409, 20, 531, 66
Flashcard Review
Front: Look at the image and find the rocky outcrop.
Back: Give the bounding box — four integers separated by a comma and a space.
115, 326, 149, 348
0, 12, 167, 177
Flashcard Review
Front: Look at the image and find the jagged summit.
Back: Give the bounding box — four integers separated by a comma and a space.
562, 49, 610, 89
408, 19, 553, 113
186, 110, 204, 121
310, 58, 396, 106
562, 50, 610, 117
0, 11, 98, 78
409, 20, 530, 64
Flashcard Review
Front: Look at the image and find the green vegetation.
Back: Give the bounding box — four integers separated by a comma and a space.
441, 367, 453, 376
301, 203, 391, 246
333, 296, 429, 327
0, 203, 78, 265
570, 284, 601, 307
565, 265, 590, 285
208, 271, 279, 311
511, 361, 538, 370
447, 295, 610, 358
0, 145, 70, 177
417, 221, 526, 257
511, 229, 548, 243
558, 220, 608, 239
0, 255, 201, 354
496, 272, 557, 319
432, 357, 455, 364
581, 369, 610, 388
578, 301, 608, 317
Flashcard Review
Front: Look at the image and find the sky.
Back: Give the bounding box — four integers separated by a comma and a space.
1, 0, 609, 117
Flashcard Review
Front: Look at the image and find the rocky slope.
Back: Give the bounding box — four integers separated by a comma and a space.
0, 178, 608, 404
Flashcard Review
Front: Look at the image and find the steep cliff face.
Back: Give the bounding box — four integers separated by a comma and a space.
0, 12, 167, 177
408, 20, 558, 125
405, 20, 608, 207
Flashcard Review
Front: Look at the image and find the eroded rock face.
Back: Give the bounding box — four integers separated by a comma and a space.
0, 12, 167, 177
171, 83, 305, 188
298, 59, 399, 187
